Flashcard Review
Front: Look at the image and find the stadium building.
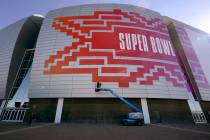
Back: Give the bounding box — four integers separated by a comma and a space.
0, 4, 210, 124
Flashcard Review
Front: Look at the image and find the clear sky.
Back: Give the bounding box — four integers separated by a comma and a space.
0, 0, 210, 33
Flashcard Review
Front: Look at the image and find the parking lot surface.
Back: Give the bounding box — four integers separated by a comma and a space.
0, 122, 210, 140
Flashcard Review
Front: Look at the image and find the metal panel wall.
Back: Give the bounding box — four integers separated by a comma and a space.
0, 16, 43, 99
168, 19, 210, 101
29, 4, 190, 99
186, 29, 210, 101
0, 19, 26, 99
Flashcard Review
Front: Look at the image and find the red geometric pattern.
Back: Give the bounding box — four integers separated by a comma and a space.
175, 25, 210, 89
44, 9, 187, 88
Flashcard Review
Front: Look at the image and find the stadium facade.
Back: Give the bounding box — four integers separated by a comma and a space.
0, 4, 210, 124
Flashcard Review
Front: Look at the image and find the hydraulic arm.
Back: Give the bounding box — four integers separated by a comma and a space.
95, 83, 142, 113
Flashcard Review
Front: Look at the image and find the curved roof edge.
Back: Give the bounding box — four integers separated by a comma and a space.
47, 3, 161, 16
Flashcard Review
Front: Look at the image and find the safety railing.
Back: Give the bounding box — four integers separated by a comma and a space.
0, 107, 28, 122
191, 111, 207, 123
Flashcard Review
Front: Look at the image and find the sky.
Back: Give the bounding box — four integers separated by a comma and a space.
0, 0, 210, 33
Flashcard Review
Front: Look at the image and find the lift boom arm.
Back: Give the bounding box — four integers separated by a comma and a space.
96, 88, 142, 113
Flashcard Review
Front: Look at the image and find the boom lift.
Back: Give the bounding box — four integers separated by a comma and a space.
95, 82, 144, 126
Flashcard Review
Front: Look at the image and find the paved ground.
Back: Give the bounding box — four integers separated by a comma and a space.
0, 122, 210, 140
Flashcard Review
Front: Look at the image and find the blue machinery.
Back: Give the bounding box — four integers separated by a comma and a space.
95, 82, 142, 113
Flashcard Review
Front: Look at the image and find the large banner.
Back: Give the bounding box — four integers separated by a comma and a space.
43, 9, 187, 89
173, 21, 210, 100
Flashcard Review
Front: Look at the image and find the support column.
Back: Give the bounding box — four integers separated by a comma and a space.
0, 100, 6, 116
54, 98, 64, 123
141, 98, 151, 124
